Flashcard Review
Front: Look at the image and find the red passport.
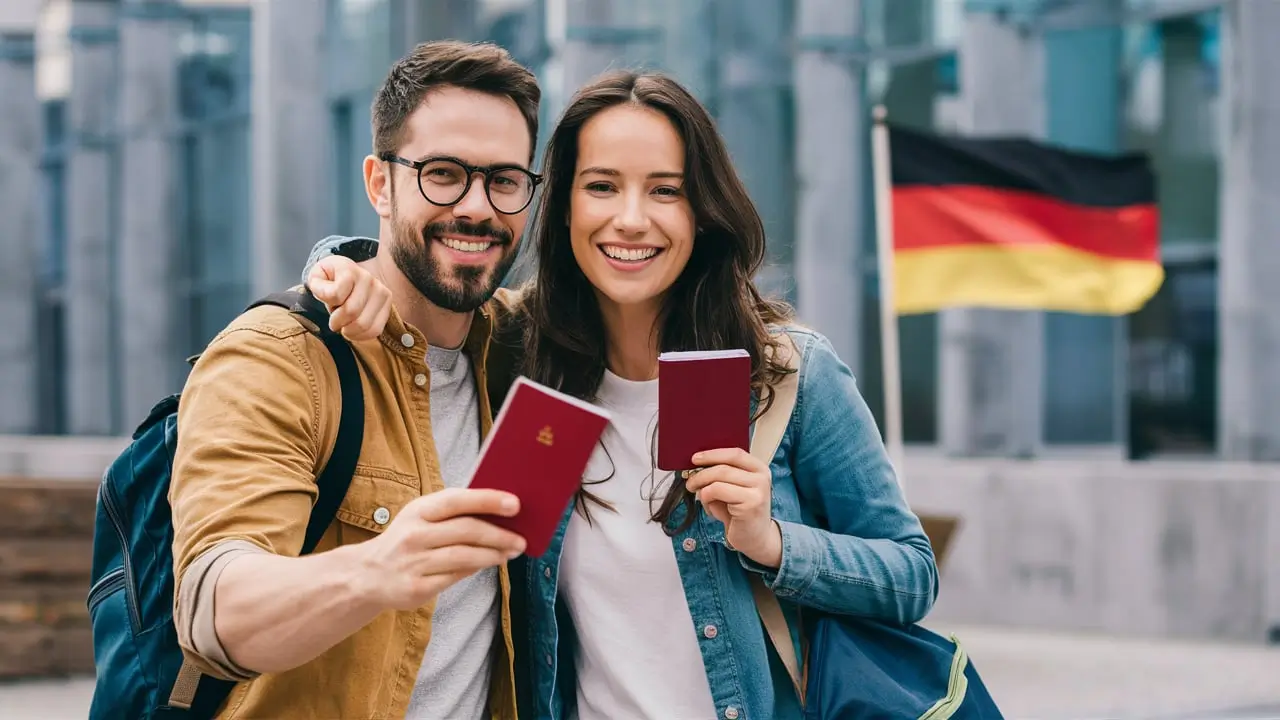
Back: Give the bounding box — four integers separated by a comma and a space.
466, 376, 611, 557
657, 349, 751, 471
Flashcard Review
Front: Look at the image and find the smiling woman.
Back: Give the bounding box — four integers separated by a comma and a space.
570, 103, 695, 314
509, 70, 938, 720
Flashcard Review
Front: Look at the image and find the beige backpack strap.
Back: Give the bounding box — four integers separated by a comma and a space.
167, 659, 203, 709
748, 333, 805, 704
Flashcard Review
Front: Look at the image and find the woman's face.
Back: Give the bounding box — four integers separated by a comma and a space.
569, 103, 696, 316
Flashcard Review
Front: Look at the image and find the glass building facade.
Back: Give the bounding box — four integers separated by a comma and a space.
7, 0, 1233, 459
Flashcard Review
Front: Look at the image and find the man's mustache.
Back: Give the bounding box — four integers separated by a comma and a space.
423, 221, 512, 246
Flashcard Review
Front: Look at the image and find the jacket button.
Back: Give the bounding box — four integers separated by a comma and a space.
414, 373, 427, 387
544, 567, 552, 579
724, 707, 740, 719
373, 507, 390, 525
682, 538, 697, 552
703, 624, 718, 639
401, 333, 415, 348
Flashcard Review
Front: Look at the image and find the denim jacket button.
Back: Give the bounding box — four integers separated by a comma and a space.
724, 707, 740, 719
372, 507, 390, 525
682, 538, 697, 552
543, 567, 552, 579
400, 333, 415, 348
702, 624, 718, 639
414, 373, 427, 387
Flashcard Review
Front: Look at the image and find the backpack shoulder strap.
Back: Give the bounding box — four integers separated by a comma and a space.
747, 331, 806, 704
244, 289, 365, 554
171, 289, 365, 715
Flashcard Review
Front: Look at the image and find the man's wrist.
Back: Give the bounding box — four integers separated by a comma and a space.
331, 541, 389, 614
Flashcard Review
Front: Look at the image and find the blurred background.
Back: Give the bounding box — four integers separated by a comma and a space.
2, 0, 1279, 718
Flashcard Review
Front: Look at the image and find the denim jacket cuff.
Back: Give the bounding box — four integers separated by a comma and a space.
739, 519, 822, 598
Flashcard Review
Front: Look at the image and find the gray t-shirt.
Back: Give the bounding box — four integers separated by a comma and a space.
405, 344, 499, 720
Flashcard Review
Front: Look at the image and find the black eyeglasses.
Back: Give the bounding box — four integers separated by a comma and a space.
379, 152, 542, 215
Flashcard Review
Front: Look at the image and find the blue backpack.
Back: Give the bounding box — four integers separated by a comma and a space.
86, 290, 365, 719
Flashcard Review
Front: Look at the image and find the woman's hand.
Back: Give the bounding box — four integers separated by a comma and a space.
684, 448, 783, 569
306, 255, 393, 342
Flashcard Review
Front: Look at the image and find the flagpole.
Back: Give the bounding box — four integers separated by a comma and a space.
871, 105, 906, 494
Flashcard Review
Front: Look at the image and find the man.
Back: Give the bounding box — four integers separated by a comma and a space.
170, 40, 541, 719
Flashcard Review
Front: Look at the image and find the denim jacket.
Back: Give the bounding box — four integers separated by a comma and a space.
301, 236, 938, 720
524, 327, 938, 720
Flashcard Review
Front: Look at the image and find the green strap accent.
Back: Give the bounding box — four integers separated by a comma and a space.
918, 634, 970, 720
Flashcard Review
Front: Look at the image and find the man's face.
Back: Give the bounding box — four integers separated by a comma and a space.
380, 86, 533, 313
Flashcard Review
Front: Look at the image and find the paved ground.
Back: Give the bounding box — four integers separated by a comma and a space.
3, 622, 1280, 719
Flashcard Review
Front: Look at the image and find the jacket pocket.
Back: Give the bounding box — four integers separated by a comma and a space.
334, 466, 420, 539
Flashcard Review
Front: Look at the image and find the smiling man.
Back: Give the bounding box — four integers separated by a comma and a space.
167, 41, 540, 719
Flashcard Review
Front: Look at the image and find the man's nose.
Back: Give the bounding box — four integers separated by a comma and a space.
452, 175, 497, 223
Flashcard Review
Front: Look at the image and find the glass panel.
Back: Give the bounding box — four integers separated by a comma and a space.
859, 1, 942, 444
38, 99, 68, 434
1042, 23, 1125, 445
705, 0, 793, 299
329, 0, 398, 94
1122, 11, 1220, 457
177, 8, 254, 358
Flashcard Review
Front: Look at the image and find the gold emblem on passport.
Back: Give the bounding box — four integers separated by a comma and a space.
537, 425, 554, 447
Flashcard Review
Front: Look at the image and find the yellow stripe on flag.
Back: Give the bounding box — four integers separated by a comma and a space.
894, 243, 1165, 316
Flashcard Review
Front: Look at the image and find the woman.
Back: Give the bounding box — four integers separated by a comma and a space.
307, 70, 937, 720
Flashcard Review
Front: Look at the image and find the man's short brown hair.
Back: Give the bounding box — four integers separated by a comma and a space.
371, 40, 541, 160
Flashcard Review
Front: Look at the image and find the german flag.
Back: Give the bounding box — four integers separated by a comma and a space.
889, 124, 1162, 315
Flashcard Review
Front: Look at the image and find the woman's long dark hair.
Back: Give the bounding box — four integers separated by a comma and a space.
520, 70, 795, 534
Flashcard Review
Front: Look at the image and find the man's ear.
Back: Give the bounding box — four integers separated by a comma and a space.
364, 155, 393, 219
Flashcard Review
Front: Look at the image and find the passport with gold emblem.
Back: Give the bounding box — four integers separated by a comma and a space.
465, 376, 611, 557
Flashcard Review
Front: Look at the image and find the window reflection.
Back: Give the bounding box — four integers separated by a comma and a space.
1123, 10, 1221, 458
175, 8, 254, 359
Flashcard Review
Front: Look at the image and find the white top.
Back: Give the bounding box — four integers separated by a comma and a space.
559, 370, 718, 720
407, 346, 499, 720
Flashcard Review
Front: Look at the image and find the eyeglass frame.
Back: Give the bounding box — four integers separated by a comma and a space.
378, 152, 543, 215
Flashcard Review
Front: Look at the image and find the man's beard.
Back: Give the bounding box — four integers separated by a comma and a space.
390, 215, 518, 313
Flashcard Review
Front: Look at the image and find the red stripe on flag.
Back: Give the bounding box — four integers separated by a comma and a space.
892, 185, 1160, 263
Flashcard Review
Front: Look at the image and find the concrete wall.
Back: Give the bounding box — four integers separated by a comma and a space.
911, 455, 1280, 645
